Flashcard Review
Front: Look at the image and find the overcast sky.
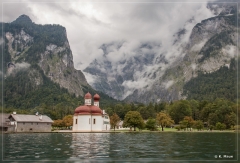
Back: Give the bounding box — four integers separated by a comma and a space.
3, 0, 239, 98
2, 0, 218, 69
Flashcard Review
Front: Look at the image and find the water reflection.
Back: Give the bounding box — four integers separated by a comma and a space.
1, 132, 238, 162
68, 132, 237, 162
71, 133, 110, 159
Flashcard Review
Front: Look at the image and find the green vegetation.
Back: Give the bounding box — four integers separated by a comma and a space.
183, 58, 237, 101
156, 111, 174, 131
110, 113, 121, 131
52, 115, 73, 129
168, 100, 191, 124
145, 118, 157, 131
123, 111, 145, 131
1, 20, 67, 64
179, 116, 195, 131
2, 63, 118, 120
193, 120, 204, 131
215, 122, 226, 131
114, 98, 237, 132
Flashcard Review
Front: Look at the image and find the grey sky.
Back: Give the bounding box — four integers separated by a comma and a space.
1, 0, 215, 68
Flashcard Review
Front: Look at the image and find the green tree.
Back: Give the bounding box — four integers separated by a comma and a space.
115, 104, 125, 119
110, 113, 121, 131
145, 118, 157, 131
215, 122, 226, 131
105, 107, 114, 116
156, 111, 174, 131
62, 115, 73, 128
224, 112, 237, 129
193, 120, 204, 131
52, 119, 63, 127
182, 116, 195, 131
146, 102, 156, 119
179, 121, 187, 130
123, 111, 144, 131
138, 120, 145, 131
189, 100, 200, 120
208, 113, 219, 127
154, 102, 166, 113
138, 106, 148, 120
168, 100, 191, 124
123, 103, 132, 114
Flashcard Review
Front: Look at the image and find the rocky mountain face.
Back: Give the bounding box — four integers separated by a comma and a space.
84, 3, 238, 103
2, 15, 88, 98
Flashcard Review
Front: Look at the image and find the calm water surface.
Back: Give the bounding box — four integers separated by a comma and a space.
1, 132, 238, 162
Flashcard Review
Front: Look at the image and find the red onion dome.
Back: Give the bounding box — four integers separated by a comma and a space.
90, 106, 102, 115
75, 106, 91, 114
93, 94, 100, 101
85, 92, 92, 99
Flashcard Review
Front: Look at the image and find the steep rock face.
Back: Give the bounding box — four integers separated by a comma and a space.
189, 15, 235, 48
84, 3, 237, 103
3, 15, 88, 97
38, 41, 88, 97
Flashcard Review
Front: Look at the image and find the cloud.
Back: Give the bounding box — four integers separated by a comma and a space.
83, 72, 98, 85
163, 80, 174, 89
3, 1, 214, 67
191, 63, 197, 70
15, 62, 30, 70
191, 39, 208, 51
222, 45, 236, 58
7, 62, 30, 76
2, 1, 218, 99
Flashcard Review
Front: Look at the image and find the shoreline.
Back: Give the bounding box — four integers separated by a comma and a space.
2, 129, 237, 134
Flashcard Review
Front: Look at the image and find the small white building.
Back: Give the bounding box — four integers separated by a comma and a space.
72, 93, 110, 131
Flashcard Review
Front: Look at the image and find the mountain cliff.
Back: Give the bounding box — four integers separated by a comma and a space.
3, 15, 88, 97
83, 3, 238, 103
1, 15, 116, 111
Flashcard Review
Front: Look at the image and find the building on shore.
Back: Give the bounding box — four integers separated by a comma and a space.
7, 112, 53, 132
0, 113, 13, 132
72, 92, 110, 131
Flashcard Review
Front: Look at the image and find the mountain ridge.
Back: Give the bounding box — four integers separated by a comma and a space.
1, 15, 119, 113
83, 3, 238, 103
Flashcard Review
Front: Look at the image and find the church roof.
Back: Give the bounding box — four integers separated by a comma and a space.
85, 92, 92, 99
75, 105, 102, 115
93, 94, 100, 101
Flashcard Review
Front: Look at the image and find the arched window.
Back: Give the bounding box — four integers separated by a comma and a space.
93, 119, 96, 124
75, 119, 77, 124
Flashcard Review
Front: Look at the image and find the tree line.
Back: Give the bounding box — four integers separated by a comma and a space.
3, 97, 238, 131
109, 98, 238, 131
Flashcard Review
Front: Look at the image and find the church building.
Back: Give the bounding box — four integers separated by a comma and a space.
72, 93, 110, 131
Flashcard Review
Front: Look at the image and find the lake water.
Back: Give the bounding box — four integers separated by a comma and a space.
1, 132, 238, 162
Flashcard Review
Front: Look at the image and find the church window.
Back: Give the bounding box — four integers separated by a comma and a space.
93, 119, 96, 124
75, 119, 77, 124
89, 118, 90, 124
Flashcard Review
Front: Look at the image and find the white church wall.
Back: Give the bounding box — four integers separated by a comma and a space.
91, 115, 103, 131
72, 115, 78, 131
77, 115, 91, 131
